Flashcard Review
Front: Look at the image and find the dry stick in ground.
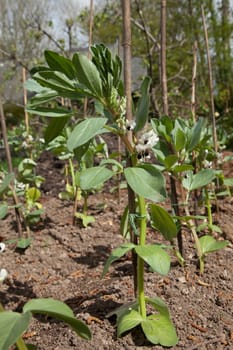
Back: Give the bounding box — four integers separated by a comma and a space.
201, 5, 218, 155
133, 0, 161, 117
0, 99, 23, 236
83, 0, 94, 118
201, 5, 220, 203
191, 41, 199, 223
121, 0, 138, 297
160, 0, 183, 256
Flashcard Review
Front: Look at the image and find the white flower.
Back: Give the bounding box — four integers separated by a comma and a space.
0, 268, 8, 282
126, 120, 136, 131
0, 243, 5, 253
136, 129, 159, 152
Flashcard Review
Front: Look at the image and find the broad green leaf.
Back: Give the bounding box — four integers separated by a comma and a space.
0, 173, 14, 196
26, 187, 41, 202
117, 309, 143, 337
187, 118, 205, 151
150, 204, 177, 240
72, 53, 103, 98
199, 235, 228, 255
135, 245, 170, 275
32, 71, 79, 99
124, 167, 166, 202
27, 90, 58, 107
173, 126, 186, 152
80, 166, 113, 190
190, 169, 216, 191
0, 203, 8, 219
0, 311, 32, 350
25, 78, 51, 93
26, 106, 73, 117
45, 116, 69, 143
163, 155, 178, 170
23, 298, 91, 340
224, 178, 233, 187
141, 314, 178, 346
17, 238, 32, 249
134, 76, 151, 132
145, 296, 170, 316
172, 164, 193, 173
45, 50, 76, 80
67, 117, 107, 150
102, 243, 135, 277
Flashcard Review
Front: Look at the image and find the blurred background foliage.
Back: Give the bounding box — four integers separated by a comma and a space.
0, 0, 233, 146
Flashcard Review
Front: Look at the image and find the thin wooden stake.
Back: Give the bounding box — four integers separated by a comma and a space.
122, 0, 137, 297
160, 0, 183, 256
201, 5, 218, 154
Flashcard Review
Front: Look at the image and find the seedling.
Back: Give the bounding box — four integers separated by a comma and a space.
0, 298, 91, 350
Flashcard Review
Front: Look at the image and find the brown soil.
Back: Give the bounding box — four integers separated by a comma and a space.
0, 151, 233, 350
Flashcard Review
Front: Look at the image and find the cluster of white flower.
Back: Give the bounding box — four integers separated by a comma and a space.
135, 129, 159, 153
0, 243, 7, 282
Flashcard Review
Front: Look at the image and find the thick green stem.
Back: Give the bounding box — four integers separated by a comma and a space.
16, 337, 29, 350
137, 195, 147, 319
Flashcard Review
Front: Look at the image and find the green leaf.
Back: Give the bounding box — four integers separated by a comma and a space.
26, 187, 41, 202
124, 167, 166, 202
120, 205, 129, 238
0, 311, 32, 350
45, 116, 69, 143
0, 173, 14, 196
145, 296, 170, 316
187, 118, 205, 151
32, 71, 79, 99
150, 204, 178, 241
17, 238, 32, 249
172, 164, 193, 173
135, 245, 170, 275
182, 169, 216, 191
26, 106, 73, 117
173, 126, 186, 152
199, 235, 228, 255
134, 77, 151, 132
141, 314, 178, 346
102, 243, 135, 277
72, 53, 103, 98
80, 166, 114, 190
0, 203, 8, 219
27, 90, 58, 107
117, 309, 143, 337
23, 298, 91, 340
44, 50, 76, 80
75, 213, 95, 227
163, 155, 178, 170
25, 78, 52, 93
67, 117, 107, 150
224, 178, 233, 187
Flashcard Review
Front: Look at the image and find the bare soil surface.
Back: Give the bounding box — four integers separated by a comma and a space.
0, 151, 233, 350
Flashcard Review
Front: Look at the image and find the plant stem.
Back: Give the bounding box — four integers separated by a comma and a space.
137, 195, 147, 319
16, 337, 29, 350
205, 187, 212, 228
184, 192, 204, 274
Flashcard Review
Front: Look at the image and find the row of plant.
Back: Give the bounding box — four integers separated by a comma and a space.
0, 44, 231, 349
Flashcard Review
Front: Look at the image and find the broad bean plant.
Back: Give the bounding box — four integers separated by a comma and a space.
25, 44, 179, 346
